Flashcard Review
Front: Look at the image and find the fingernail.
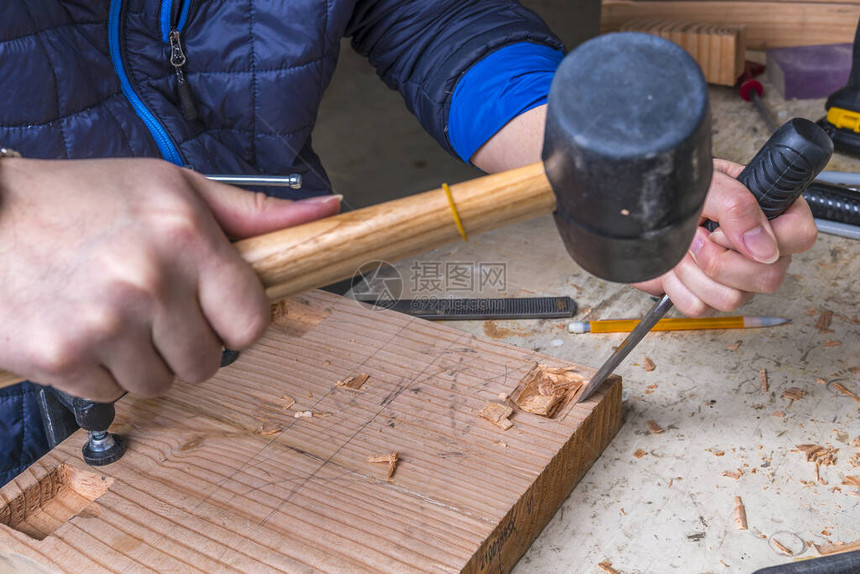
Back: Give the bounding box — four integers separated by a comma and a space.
301, 194, 343, 204
689, 228, 705, 260
743, 226, 779, 264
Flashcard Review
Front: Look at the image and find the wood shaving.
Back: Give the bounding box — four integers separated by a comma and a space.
842, 476, 860, 487
597, 560, 620, 574
722, 469, 743, 480
477, 402, 514, 431
816, 310, 833, 330
825, 339, 841, 347
645, 384, 657, 394
256, 423, 282, 437
368, 452, 398, 480
511, 365, 584, 417
733, 496, 747, 530
794, 444, 838, 466
760, 369, 769, 393
294, 410, 330, 419
643, 357, 656, 371
647, 420, 664, 434
783, 387, 805, 401
633, 449, 647, 458
772, 537, 793, 556
367, 453, 398, 464
277, 394, 296, 411
726, 340, 742, 351
815, 538, 860, 556
833, 382, 860, 404
336, 373, 370, 390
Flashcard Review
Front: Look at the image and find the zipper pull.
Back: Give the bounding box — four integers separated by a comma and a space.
169, 28, 198, 121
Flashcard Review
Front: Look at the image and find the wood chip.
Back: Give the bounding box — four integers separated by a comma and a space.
633, 449, 647, 458
367, 452, 398, 464
816, 377, 827, 385
850, 454, 860, 468
643, 356, 656, 371
726, 340, 742, 351
477, 402, 514, 431
772, 411, 785, 417
647, 420, 664, 434
277, 394, 296, 411
760, 369, 769, 393
511, 365, 584, 418
336, 373, 370, 390
825, 339, 841, 347
256, 423, 282, 437
794, 444, 838, 465
852, 436, 860, 447
783, 387, 805, 401
815, 538, 860, 556
722, 469, 743, 480
714, 450, 725, 457
597, 560, 620, 574
816, 310, 833, 330
833, 382, 860, 404
733, 496, 747, 530
772, 537, 793, 556
368, 452, 398, 480
842, 476, 860, 487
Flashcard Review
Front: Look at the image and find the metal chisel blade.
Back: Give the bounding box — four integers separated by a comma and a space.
576, 294, 675, 403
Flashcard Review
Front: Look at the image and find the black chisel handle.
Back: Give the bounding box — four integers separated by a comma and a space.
706, 118, 833, 231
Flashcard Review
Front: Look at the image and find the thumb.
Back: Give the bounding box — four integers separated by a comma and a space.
187, 174, 342, 239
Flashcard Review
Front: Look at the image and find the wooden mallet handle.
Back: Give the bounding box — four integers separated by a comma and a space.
0, 162, 555, 389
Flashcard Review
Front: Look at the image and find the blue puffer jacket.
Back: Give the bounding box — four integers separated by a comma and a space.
0, 0, 561, 484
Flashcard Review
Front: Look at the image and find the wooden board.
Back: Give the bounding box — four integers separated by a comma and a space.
619, 18, 746, 85
602, 1, 860, 49
0, 290, 622, 573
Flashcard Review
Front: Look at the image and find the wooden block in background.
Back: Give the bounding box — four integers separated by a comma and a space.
0, 291, 622, 573
620, 18, 746, 85
603, 1, 860, 49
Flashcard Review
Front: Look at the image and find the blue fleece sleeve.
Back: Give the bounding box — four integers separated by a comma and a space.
448, 43, 563, 162
347, 1, 564, 158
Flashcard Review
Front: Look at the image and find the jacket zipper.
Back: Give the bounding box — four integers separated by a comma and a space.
108, 0, 184, 165
169, 28, 198, 121
161, 0, 197, 121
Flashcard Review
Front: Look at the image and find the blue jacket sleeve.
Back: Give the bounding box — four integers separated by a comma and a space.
346, 1, 564, 157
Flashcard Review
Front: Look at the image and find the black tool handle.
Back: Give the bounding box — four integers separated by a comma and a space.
804, 181, 860, 226
706, 118, 833, 231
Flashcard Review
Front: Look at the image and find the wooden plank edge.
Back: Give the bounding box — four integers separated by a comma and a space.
463, 377, 623, 574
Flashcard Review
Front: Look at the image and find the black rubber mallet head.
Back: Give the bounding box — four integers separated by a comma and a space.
543, 32, 713, 283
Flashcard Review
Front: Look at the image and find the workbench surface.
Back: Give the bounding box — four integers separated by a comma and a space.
384, 83, 860, 573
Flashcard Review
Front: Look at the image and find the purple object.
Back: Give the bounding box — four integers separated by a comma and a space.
766, 44, 852, 100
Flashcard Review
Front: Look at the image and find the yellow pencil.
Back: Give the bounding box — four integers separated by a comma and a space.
568, 316, 789, 334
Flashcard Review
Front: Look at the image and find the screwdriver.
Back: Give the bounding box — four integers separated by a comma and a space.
738, 61, 777, 133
